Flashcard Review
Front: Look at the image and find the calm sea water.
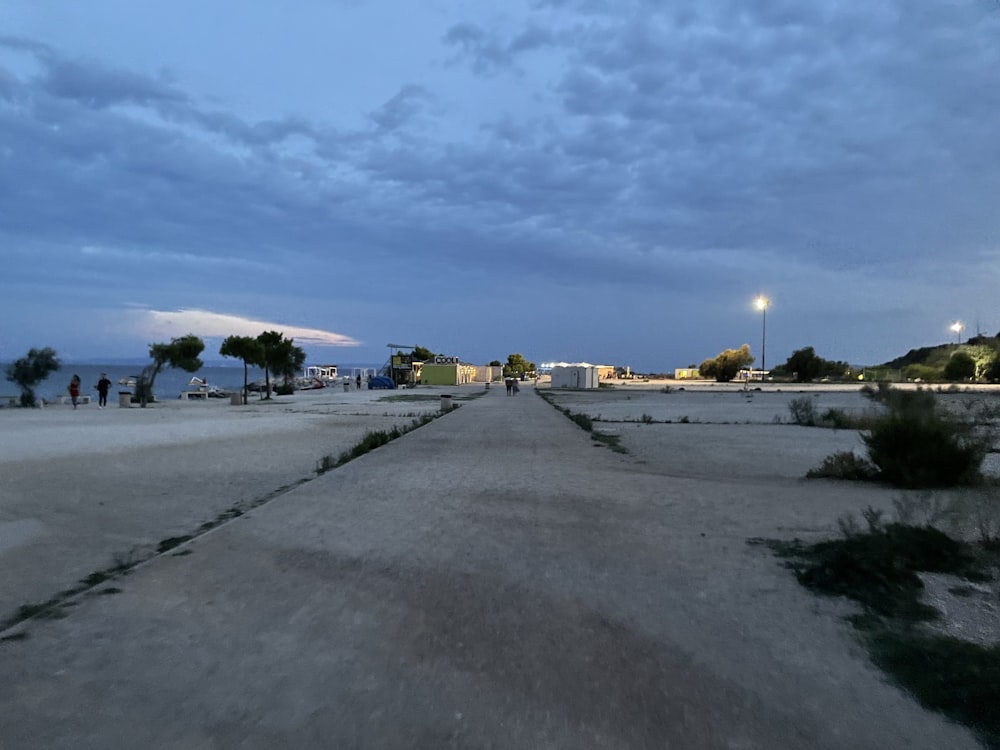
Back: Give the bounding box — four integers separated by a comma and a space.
5, 363, 382, 402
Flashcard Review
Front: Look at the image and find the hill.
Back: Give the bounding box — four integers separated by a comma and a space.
877, 334, 1000, 382
880, 334, 1000, 369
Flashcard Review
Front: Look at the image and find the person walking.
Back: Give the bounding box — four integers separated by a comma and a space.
68, 374, 81, 409
356, 374, 362, 391
96, 373, 112, 409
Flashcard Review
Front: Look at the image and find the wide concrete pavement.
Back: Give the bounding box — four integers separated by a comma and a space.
0, 386, 981, 748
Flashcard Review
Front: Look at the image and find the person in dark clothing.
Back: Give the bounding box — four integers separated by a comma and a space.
96, 373, 112, 408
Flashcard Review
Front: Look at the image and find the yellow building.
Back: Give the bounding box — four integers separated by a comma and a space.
674, 368, 702, 380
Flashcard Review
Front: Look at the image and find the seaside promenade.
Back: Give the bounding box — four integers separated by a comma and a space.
0, 385, 983, 748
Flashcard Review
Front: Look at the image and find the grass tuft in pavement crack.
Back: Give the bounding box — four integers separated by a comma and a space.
316, 414, 436, 474
537, 391, 628, 453
157, 535, 193, 554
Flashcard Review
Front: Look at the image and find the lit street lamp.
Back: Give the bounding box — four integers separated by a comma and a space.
755, 296, 769, 380
950, 321, 964, 346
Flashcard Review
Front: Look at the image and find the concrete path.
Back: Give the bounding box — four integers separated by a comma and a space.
0, 386, 981, 749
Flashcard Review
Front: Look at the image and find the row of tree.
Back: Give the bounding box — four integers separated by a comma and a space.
138, 331, 306, 406
3, 331, 306, 408
697, 344, 851, 383
698, 341, 1000, 383
697, 344, 853, 383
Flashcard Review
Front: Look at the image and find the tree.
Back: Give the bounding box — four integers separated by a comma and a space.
964, 344, 998, 380
4, 347, 61, 407
135, 335, 205, 407
256, 331, 306, 399
220, 335, 263, 405
488, 360, 502, 367
699, 344, 753, 382
503, 353, 536, 378
783, 347, 823, 383
985, 357, 1000, 383
943, 351, 976, 382
412, 345, 434, 361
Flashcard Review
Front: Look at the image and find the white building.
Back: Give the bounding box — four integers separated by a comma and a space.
550, 363, 600, 389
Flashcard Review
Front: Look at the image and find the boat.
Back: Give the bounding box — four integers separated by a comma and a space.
183, 376, 229, 398
294, 377, 327, 391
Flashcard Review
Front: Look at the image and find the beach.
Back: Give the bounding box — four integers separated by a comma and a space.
1, 381, 998, 748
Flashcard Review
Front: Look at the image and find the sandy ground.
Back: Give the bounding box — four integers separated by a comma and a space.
0, 381, 997, 748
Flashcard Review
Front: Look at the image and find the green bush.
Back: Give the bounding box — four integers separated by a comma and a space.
783, 523, 984, 618
820, 408, 854, 429
788, 396, 817, 426
943, 351, 976, 382
862, 389, 988, 488
902, 363, 943, 382
807, 451, 879, 481
759, 522, 999, 747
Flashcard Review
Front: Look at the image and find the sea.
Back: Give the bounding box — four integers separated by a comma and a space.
3, 362, 383, 403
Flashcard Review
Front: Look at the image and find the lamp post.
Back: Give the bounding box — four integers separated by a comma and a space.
950, 321, 964, 347
755, 296, 769, 381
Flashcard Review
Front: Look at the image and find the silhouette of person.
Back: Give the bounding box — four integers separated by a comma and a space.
96, 373, 112, 408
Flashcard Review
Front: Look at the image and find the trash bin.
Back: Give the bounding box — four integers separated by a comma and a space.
440, 394, 453, 412
485, 382, 490, 390
230, 392, 242, 406
343, 381, 350, 392
118, 392, 132, 408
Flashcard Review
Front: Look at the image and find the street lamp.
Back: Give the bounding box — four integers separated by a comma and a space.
950, 321, 964, 346
755, 296, 769, 380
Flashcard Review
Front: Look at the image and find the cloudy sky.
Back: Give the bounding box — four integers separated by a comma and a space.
2, 1, 998, 371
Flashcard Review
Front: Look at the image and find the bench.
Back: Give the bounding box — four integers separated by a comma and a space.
55, 395, 92, 405
1, 395, 19, 407
180, 391, 209, 400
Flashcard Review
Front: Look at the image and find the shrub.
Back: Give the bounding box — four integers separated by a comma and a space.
807, 451, 879, 481
862, 389, 988, 488
943, 351, 976, 382
783, 522, 984, 618
820, 408, 853, 429
902, 363, 943, 382
788, 396, 817, 426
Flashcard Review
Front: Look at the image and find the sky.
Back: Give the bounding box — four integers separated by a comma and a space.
1, 1, 998, 372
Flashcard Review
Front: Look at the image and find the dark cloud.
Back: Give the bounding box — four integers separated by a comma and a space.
2, 2, 999, 367
40, 57, 184, 108
442, 23, 515, 75
369, 84, 433, 132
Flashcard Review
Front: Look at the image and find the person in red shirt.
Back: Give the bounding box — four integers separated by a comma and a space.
68, 374, 81, 409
